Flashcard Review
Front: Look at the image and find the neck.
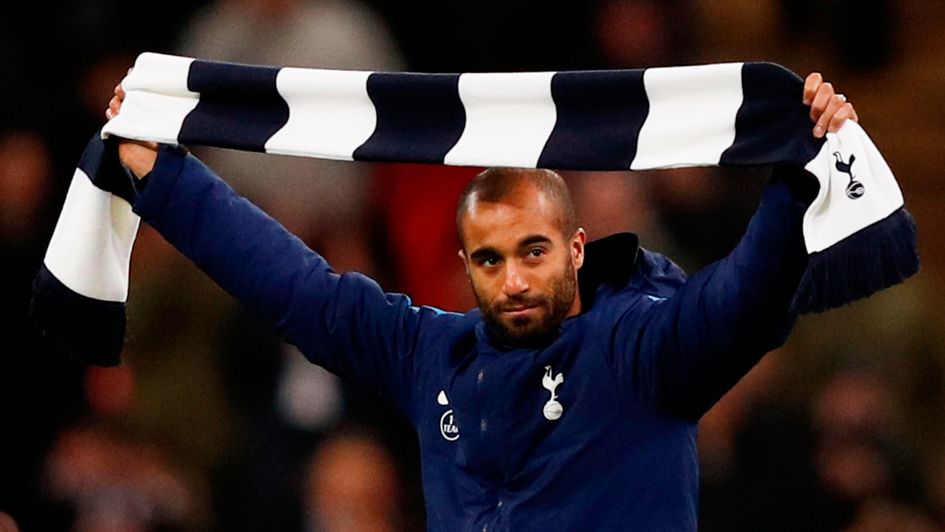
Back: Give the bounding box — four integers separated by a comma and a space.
566, 284, 582, 318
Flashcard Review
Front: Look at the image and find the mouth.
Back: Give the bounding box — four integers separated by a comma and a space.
502, 305, 538, 317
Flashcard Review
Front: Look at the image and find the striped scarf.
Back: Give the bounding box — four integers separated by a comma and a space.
31, 53, 918, 366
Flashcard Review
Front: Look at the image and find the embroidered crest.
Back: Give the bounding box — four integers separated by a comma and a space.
542, 366, 565, 421
833, 151, 865, 200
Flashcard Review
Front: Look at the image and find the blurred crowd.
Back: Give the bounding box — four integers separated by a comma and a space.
2, 0, 945, 530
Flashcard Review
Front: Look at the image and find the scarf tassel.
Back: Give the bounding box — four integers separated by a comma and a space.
792, 206, 919, 314
30, 264, 127, 367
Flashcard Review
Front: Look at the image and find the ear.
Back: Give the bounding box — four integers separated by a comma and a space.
458, 249, 470, 276
570, 228, 587, 270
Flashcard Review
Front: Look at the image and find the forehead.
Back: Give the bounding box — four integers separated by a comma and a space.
461, 186, 564, 249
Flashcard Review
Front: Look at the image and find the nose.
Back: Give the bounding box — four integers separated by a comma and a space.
502, 264, 529, 296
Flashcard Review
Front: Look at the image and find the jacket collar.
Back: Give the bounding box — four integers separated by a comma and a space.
578, 232, 640, 309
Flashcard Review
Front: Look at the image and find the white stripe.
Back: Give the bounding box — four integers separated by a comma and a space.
266, 68, 377, 160
802, 121, 904, 253
444, 72, 557, 168
630, 63, 743, 170
101, 53, 199, 144
44, 169, 141, 302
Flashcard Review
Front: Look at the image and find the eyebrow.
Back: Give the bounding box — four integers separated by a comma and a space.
518, 234, 553, 249
469, 246, 500, 262
468, 234, 553, 262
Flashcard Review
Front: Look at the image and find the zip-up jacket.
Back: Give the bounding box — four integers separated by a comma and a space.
132, 145, 811, 531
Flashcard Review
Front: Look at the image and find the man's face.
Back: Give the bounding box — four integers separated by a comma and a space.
459, 185, 585, 346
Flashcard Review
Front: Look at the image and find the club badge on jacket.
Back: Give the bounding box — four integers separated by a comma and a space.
542, 366, 565, 421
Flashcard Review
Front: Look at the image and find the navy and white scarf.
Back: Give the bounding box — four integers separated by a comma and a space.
32, 52, 918, 366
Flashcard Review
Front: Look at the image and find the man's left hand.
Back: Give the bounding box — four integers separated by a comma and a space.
803, 73, 859, 139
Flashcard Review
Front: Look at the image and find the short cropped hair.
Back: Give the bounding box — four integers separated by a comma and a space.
455, 167, 578, 245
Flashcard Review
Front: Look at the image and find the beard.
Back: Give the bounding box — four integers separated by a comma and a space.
474, 259, 577, 347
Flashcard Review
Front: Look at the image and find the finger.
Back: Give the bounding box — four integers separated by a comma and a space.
116, 83, 125, 99
121, 138, 158, 149
803, 72, 823, 105
105, 108, 113, 120
809, 82, 834, 123
827, 102, 856, 133
814, 94, 846, 138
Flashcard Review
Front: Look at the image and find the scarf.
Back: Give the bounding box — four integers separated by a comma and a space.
31, 52, 918, 366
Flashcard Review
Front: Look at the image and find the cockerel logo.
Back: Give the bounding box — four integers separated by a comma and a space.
833, 151, 865, 200
542, 366, 565, 421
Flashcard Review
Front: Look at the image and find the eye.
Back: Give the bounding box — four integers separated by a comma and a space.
524, 248, 545, 262
478, 256, 501, 267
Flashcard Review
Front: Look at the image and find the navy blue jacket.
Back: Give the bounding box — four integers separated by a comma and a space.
132, 146, 810, 531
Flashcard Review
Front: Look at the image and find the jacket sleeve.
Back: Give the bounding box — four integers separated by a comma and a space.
131, 145, 430, 417
613, 167, 814, 419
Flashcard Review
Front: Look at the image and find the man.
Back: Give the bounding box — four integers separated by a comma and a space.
108, 74, 856, 530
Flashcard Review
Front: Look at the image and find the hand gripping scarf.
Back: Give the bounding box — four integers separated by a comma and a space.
31, 52, 918, 366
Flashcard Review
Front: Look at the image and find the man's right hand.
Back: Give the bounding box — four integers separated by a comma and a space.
106, 81, 158, 179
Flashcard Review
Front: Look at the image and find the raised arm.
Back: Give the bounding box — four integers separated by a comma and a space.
616, 74, 857, 419
109, 85, 435, 419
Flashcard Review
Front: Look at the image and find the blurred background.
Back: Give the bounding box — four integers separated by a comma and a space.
1, 0, 944, 530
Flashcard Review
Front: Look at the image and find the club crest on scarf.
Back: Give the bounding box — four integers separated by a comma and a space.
833, 151, 865, 200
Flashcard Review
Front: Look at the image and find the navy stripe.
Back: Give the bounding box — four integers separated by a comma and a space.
538, 70, 649, 170
720, 62, 823, 166
179, 60, 289, 152
78, 133, 136, 203
30, 264, 127, 367
353, 73, 464, 164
